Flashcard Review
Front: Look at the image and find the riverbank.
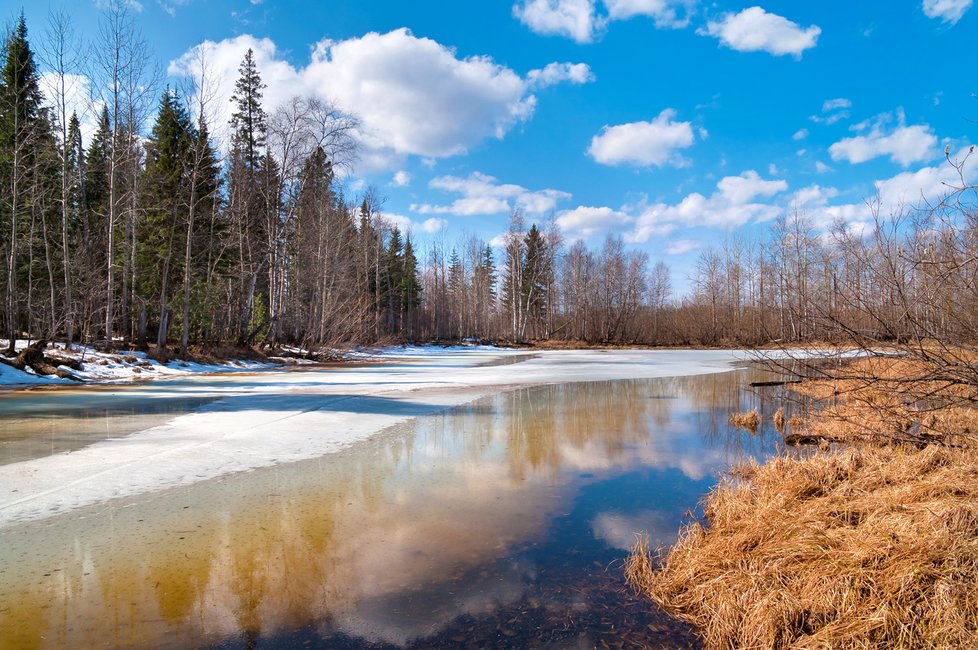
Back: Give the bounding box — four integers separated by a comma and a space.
627, 355, 978, 648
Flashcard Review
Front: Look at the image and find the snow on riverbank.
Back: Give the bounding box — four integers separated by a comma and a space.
0, 347, 764, 527
0, 339, 278, 387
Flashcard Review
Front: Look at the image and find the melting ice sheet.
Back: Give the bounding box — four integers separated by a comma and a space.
0, 348, 755, 526
0, 367, 796, 649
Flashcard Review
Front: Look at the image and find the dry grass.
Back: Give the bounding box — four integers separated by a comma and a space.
783, 355, 978, 447
729, 409, 760, 434
628, 354, 978, 647
627, 443, 978, 649
773, 406, 785, 433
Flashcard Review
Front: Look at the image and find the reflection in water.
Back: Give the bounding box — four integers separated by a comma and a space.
0, 397, 216, 464
0, 369, 797, 649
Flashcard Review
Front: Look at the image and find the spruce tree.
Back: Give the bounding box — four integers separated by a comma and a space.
0, 14, 45, 352
229, 48, 266, 172
227, 48, 269, 344
400, 236, 421, 315
138, 88, 193, 349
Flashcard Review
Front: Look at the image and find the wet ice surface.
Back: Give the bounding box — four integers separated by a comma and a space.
0, 348, 753, 526
0, 353, 806, 649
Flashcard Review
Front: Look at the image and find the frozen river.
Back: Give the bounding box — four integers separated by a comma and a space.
0, 348, 797, 648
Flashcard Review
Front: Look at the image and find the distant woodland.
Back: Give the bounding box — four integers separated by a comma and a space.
1, 7, 975, 356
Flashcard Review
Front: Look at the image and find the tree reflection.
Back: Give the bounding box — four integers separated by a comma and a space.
0, 367, 793, 648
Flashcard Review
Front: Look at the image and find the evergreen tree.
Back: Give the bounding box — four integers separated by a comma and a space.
227, 48, 270, 344
522, 224, 548, 336
179, 115, 224, 352
0, 14, 45, 351
65, 113, 85, 236
229, 48, 266, 172
137, 88, 193, 349
400, 236, 421, 314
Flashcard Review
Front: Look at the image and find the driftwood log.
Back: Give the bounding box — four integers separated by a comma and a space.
0, 340, 83, 381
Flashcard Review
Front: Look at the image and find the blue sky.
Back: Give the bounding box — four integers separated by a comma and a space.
13, 0, 978, 289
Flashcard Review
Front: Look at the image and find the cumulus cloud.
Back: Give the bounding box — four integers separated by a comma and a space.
557, 170, 787, 242
39, 72, 102, 144
379, 213, 448, 235
556, 206, 633, 238
789, 151, 978, 231
630, 170, 787, 240
411, 172, 571, 216
792, 128, 808, 141
588, 109, 698, 167
829, 110, 937, 166
392, 171, 411, 187
875, 148, 978, 206
922, 0, 973, 24
169, 29, 585, 165
513, 0, 605, 43
513, 0, 694, 41
603, 0, 695, 28
700, 6, 820, 58
563, 155, 976, 245
666, 239, 701, 255
526, 62, 595, 89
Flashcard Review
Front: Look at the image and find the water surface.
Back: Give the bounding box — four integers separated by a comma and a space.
0, 367, 797, 649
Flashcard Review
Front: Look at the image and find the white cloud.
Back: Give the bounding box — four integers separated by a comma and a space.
922, 0, 973, 24
630, 170, 787, 239
588, 109, 697, 167
556, 206, 633, 237
170, 29, 586, 166
700, 7, 820, 58
526, 62, 596, 89
875, 148, 978, 207
792, 128, 808, 141
815, 161, 833, 173
810, 98, 851, 125
557, 170, 787, 243
412, 172, 570, 216
513, 0, 605, 43
379, 213, 448, 235
788, 152, 978, 231
603, 0, 694, 28
666, 239, 701, 255
421, 217, 448, 233
39, 72, 102, 145
829, 110, 937, 166
392, 171, 411, 187
822, 98, 852, 112
717, 170, 788, 204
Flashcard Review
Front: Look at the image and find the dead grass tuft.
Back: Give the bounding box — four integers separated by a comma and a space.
628, 443, 978, 648
729, 409, 760, 433
773, 406, 785, 432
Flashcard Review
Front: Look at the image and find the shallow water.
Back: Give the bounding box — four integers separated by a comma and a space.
0, 368, 797, 649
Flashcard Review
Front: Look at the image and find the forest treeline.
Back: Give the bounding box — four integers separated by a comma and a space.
1, 8, 975, 357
